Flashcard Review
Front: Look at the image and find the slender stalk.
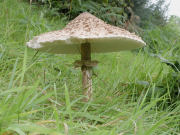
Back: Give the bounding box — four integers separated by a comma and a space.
81, 43, 92, 101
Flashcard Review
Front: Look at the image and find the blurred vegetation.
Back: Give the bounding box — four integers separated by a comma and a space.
28, 0, 168, 29
142, 15, 180, 106
132, 0, 169, 27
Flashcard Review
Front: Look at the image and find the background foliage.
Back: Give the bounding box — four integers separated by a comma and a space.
30, 0, 168, 28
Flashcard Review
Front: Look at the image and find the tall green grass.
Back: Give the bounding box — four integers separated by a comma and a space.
0, 0, 180, 134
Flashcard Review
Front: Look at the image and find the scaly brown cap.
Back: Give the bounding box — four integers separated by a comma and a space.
27, 12, 146, 54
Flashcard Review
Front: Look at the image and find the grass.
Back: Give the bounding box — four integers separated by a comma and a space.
0, 0, 180, 134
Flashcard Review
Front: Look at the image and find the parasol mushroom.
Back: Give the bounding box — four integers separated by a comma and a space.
27, 12, 146, 101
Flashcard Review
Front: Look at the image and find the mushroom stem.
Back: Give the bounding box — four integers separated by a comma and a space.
81, 43, 92, 101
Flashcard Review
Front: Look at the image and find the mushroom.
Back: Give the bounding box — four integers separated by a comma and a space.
27, 12, 146, 101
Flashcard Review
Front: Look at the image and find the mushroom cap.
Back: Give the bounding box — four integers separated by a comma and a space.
27, 12, 146, 54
